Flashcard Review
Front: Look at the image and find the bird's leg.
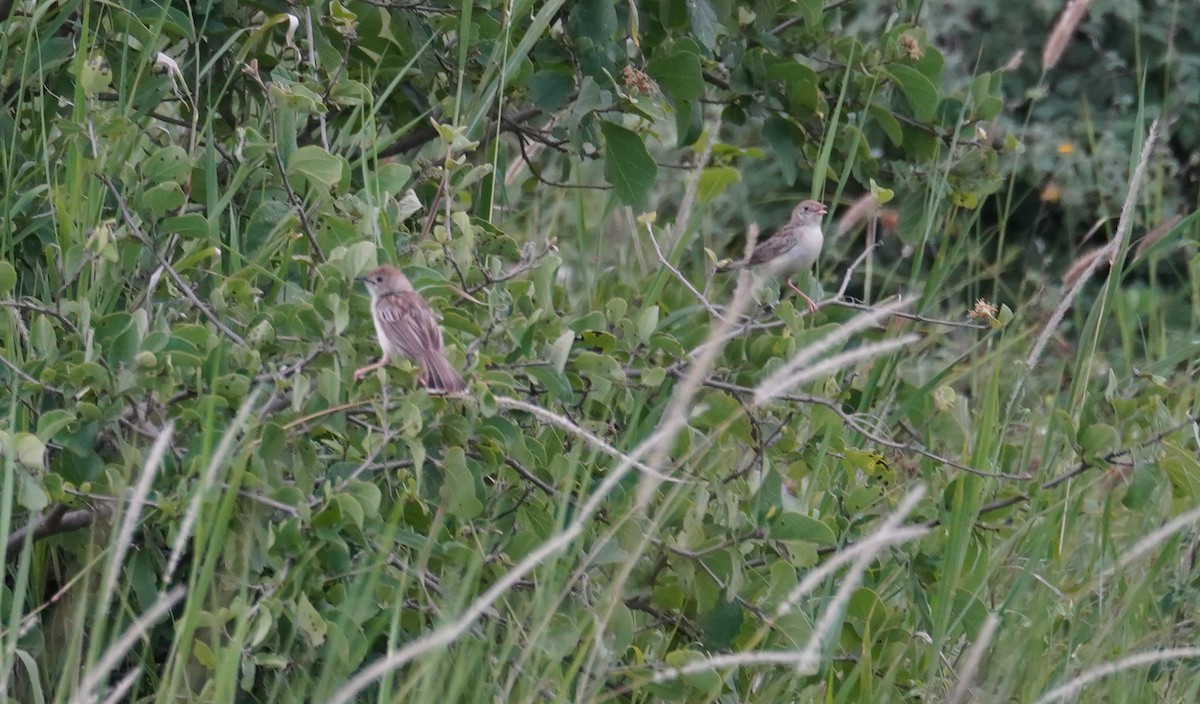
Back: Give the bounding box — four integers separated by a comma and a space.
353, 354, 390, 380
787, 278, 819, 313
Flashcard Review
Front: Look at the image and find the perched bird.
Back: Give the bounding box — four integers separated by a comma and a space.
353, 265, 468, 394
717, 199, 828, 312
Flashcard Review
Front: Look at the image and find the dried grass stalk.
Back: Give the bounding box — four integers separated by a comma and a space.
1042, 0, 1092, 71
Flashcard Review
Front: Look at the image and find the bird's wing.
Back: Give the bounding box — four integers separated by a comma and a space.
745, 227, 794, 266
374, 291, 446, 362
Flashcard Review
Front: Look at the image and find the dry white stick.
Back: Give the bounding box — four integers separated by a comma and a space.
164, 389, 263, 586
495, 395, 685, 484
948, 613, 1000, 704
754, 297, 914, 405
1009, 120, 1158, 410
71, 586, 186, 704
1032, 647, 1200, 704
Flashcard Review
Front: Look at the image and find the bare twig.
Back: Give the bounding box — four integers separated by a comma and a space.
100, 177, 249, 347
464, 242, 557, 296
0, 298, 81, 335
0, 351, 64, 395
828, 298, 989, 330
698, 375, 1030, 480
495, 395, 686, 484
643, 219, 747, 323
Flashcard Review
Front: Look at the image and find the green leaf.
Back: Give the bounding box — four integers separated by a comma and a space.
886, 65, 939, 122
161, 213, 210, 238
600, 121, 657, 209
0, 260, 15, 292
700, 599, 743, 650
37, 409, 76, 441
375, 163, 412, 198
763, 116, 804, 184
440, 447, 482, 520
295, 593, 327, 647
140, 182, 186, 217
529, 70, 576, 112
847, 587, 888, 631
16, 433, 45, 470
1078, 423, 1119, 461
770, 512, 837, 546
141, 145, 191, 184
696, 166, 741, 202
686, 0, 719, 51
647, 50, 703, 103
569, 0, 617, 43
288, 145, 344, 189
674, 99, 703, 148
550, 330, 574, 374
868, 102, 903, 146
1161, 441, 1200, 500
796, 0, 824, 27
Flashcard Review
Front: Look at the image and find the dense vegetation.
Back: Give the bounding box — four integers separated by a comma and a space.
2, 0, 1198, 702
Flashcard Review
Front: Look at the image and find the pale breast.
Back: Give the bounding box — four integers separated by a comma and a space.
764, 225, 823, 276
372, 301, 401, 357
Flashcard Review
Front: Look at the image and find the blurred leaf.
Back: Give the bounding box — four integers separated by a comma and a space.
440, 447, 482, 520
770, 512, 837, 545
295, 593, 327, 647
686, 0, 719, 51
1078, 423, 1119, 462
140, 182, 186, 217
647, 50, 703, 103
37, 410, 75, 441
0, 260, 14, 291
696, 166, 741, 203
15, 433, 45, 470
529, 70, 576, 111
600, 121, 657, 208
886, 65, 939, 122
141, 145, 191, 183
700, 599, 742, 649
288, 146, 344, 189
1161, 441, 1200, 500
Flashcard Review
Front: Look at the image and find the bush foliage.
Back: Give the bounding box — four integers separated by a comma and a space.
2, 1, 1199, 702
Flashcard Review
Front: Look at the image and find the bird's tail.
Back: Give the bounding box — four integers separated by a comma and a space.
421, 354, 468, 395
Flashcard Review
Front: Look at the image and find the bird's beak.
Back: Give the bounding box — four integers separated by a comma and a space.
355, 275, 369, 284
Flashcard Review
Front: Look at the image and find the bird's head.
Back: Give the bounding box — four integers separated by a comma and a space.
791, 199, 828, 225
357, 265, 414, 297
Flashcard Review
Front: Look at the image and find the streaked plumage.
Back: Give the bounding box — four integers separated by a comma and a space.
354, 265, 467, 394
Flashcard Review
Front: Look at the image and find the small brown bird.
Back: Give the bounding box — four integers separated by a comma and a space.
353, 265, 468, 394
717, 199, 828, 312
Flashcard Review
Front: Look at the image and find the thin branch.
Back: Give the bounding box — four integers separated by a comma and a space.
697, 375, 1030, 480
643, 219, 745, 323
0, 351, 64, 395
495, 395, 686, 485
828, 298, 989, 330
464, 242, 557, 296
268, 145, 326, 264
0, 298, 82, 335
6, 504, 105, 560
100, 176, 249, 347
